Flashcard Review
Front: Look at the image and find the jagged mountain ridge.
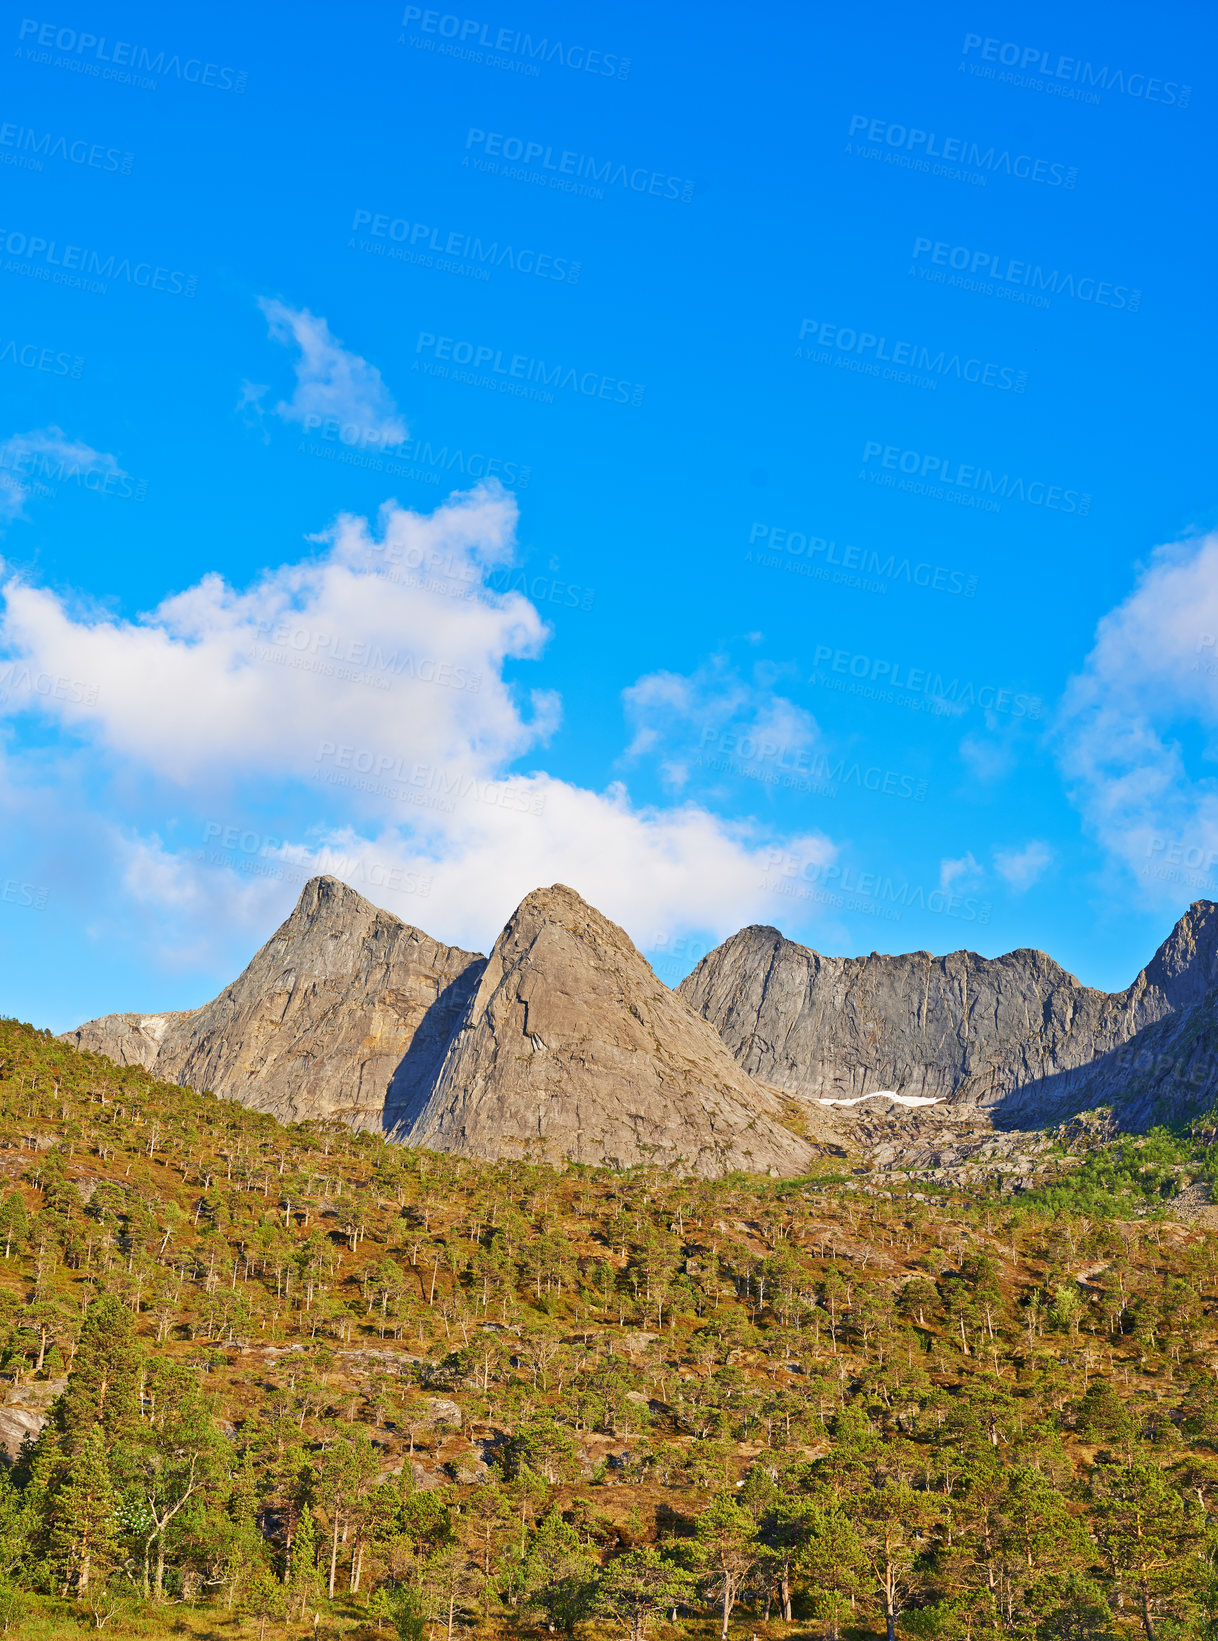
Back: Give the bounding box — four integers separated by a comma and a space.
677, 902, 1218, 1126
64, 876, 486, 1131
64, 883, 1218, 1171
64, 878, 831, 1177
407, 884, 833, 1176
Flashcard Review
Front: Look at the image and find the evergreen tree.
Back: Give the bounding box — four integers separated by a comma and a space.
48, 1426, 119, 1596
287, 1502, 324, 1620
520, 1507, 596, 1634
593, 1547, 695, 1641
692, 1492, 764, 1639
55, 1293, 141, 1455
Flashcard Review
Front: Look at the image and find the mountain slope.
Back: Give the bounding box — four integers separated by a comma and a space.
404, 884, 832, 1176
64, 876, 486, 1130
677, 902, 1218, 1125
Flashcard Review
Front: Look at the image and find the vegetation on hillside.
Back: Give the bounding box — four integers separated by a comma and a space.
0, 1016, 1217, 1639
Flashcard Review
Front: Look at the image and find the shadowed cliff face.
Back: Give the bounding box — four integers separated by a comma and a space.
64, 876, 485, 1131
402, 884, 835, 1177
677, 902, 1218, 1126
62, 881, 1218, 1167
62, 878, 834, 1177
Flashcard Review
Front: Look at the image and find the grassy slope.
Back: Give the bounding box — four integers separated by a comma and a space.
2, 1017, 1218, 1638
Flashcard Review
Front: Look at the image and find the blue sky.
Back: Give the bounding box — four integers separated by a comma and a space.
1, 0, 1216, 1030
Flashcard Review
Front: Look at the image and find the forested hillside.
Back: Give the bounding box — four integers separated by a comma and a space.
1, 1016, 1218, 1639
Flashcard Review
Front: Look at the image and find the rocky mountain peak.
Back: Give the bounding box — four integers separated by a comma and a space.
64, 875, 1218, 1173
679, 900, 1218, 1124
405, 883, 832, 1177
65, 878, 486, 1131
1137, 899, 1218, 1010
292, 872, 378, 923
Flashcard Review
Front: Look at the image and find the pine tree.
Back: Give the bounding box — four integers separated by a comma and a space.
287, 1503, 324, 1620
48, 1426, 119, 1596
521, 1507, 595, 1634
693, 1493, 764, 1639
55, 1293, 141, 1455
593, 1547, 695, 1641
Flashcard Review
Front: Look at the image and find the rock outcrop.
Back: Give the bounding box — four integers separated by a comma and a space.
677, 902, 1218, 1126
65, 875, 1218, 1167
406, 884, 831, 1176
64, 878, 831, 1176
65, 876, 485, 1130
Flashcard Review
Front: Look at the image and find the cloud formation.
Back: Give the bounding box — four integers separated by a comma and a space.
1057, 532, 1218, 905
0, 426, 126, 524
257, 298, 408, 448
939, 851, 982, 892
993, 841, 1053, 891
0, 484, 835, 966
622, 654, 820, 792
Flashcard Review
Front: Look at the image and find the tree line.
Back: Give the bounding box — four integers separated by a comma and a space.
0, 1016, 1216, 1639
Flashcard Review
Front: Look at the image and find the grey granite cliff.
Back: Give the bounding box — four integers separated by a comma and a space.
64, 877, 832, 1175
404, 884, 832, 1176
64, 879, 1218, 1167
677, 902, 1218, 1125
64, 876, 485, 1131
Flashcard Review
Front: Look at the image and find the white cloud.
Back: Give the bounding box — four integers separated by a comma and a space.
257, 299, 407, 448
622, 655, 820, 792
959, 729, 1017, 784
1057, 533, 1218, 905
939, 851, 982, 891
235, 379, 270, 442
0, 485, 838, 966
0, 485, 543, 784
993, 840, 1053, 891
0, 427, 125, 523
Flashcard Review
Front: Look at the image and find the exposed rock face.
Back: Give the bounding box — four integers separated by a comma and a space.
406, 885, 830, 1176
64, 877, 831, 1176
60, 1010, 194, 1072
66, 873, 1218, 1168
678, 902, 1218, 1126
64, 876, 485, 1130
